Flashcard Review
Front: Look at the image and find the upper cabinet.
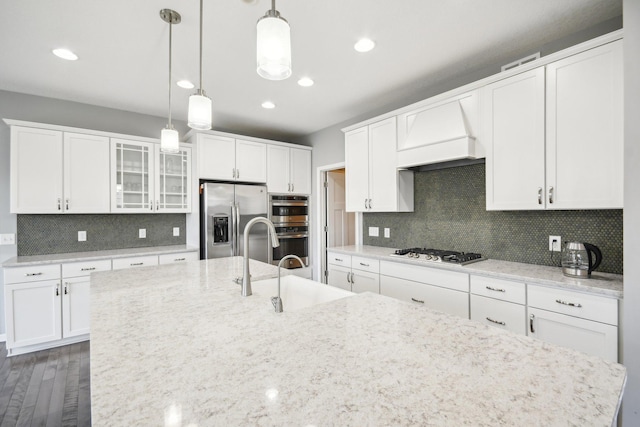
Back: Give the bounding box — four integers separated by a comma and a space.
267, 145, 312, 194
196, 134, 266, 183
10, 126, 110, 214
154, 145, 191, 212
483, 40, 623, 210
345, 117, 414, 212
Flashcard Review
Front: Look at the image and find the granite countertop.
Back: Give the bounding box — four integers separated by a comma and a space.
1, 244, 198, 267
328, 245, 623, 298
90, 256, 626, 426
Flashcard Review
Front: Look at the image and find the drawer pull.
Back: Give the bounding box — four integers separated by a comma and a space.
174, 258, 186, 262
359, 262, 370, 267
530, 314, 535, 333
335, 258, 343, 262
555, 299, 582, 308
486, 317, 506, 326
485, 286, 505, 293
130, 262, 144, 266
25, 272, 43, 277
411, 297, 424, 304
81, 267, 96, 271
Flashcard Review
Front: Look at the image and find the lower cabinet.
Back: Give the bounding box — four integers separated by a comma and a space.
326, 252, 380, 293
469, 275, 526, 335
61, 277, 91, 338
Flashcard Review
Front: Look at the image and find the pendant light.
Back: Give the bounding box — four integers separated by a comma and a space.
187, 0, 212, 130
256, 0, 291, 80
160, 9, 181, 153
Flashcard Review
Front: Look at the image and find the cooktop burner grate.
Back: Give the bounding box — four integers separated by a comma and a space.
392, 248, 486, 265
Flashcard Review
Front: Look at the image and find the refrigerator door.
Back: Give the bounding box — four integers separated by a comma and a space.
202, 183, 235, 259
235, 184, 269, 263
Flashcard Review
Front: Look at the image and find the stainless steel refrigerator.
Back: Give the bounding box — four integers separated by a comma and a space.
200, 182, 269, 261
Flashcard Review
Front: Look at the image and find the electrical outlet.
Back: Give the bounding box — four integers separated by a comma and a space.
549, 235, 561, 251
368, 227, 379, 237
139, 228, 147, 239
78, 231, 87, 242
0, 233, 16, 245
384, 228, 390, 238
173, 227, 180, 237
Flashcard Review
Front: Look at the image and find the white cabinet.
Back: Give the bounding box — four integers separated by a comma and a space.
267, 145, 312, 194
484, 40, 623, 210
527, 284, 618, 362
470, 275, 527, 335
379, 261, 469, 319
345, 117, 413, 212
327, 264, 352, 292
326, 252, 379, 293
10, 126, 111, 213
154, 145, 192, 212
197, 134, 267, 183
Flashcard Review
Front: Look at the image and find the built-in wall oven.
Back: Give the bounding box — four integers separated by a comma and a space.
269, 195, 309, 268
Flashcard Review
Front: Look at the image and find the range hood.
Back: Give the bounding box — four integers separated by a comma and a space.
397, 91, 479, 168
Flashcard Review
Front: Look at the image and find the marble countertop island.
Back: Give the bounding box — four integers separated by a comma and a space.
90, 257, 626, 426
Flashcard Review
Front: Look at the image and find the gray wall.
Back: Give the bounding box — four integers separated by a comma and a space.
623, 0, 640, 424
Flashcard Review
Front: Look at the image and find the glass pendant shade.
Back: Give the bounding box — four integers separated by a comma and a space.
188, 92, 212, 130
256, 15, 291, 80
161, 127, 180, 153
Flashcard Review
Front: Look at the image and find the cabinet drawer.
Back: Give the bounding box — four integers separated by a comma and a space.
112, 255, 159, 270
470, 295, 526, 335
327, 252, 351, 267
158, 252, 199, 265
352, 256, 379, 273
470, 275, 525, 304
527, 284, 618, 325
380, 261, 469, 292
62, 259, 112, 278
4, 264, 61, 284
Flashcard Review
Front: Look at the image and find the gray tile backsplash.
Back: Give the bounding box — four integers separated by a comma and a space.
17, 214, 186, 256
363, 164, 623, 274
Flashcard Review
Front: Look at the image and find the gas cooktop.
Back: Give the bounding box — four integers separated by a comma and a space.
391, 248, 486, 265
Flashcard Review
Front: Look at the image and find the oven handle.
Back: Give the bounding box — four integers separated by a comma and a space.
270, 201, 308, 207
276, 233, 309, 239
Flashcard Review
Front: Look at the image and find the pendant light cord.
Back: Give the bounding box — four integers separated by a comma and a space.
168, 15, 173, 128
199, 0, 204, 92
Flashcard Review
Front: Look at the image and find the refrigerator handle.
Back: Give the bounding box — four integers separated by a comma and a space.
235, 203, 241, 256
231, 203, 237, 256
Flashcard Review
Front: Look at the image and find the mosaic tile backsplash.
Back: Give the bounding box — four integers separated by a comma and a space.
363, 164, 623, 274
17, 214, 186, 256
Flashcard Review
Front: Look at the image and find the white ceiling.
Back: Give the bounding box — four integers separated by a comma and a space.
0, 0, 622, 141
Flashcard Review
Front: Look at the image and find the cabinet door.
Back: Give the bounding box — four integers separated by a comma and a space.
10, 126, 63, 213
345, 126, 369, 212
197, 134, 235, 180
483, 68, 546, 210
290, 148, 312, 194
111, 139, 155, 212
62, 277, 90, 338
546, 40, 623, 209
470, 294, 526, 335
235, 139, 267, 183
351, 269, 379, 294
64, 132, 111, 213
155, 145, 191, 213
380, 275, 469, 319
5, 280, 62, 349
528, 307, 618, 362
368, 117, 399, 212
266, 145, 290, 193
327, 264, 352, 292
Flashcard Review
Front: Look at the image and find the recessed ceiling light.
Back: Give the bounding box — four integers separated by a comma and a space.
177, 80, 195, 89
52, 48, 78, 61
261, 101, 276, 109
354, 38, 375, 53
297, 77, 314, 87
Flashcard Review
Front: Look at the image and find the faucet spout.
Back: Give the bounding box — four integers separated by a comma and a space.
242, 217, 279, 297
273, 254, 305, 313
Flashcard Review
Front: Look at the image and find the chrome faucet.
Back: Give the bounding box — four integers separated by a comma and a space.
242, 217, 280, 297
272, 255, 304, 313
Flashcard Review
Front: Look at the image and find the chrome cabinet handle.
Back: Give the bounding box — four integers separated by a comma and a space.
150, 201, 153, 211
81, 267, 96, 271
548, 186, 554, 204
236, 169, 239, 179
486, 317, 506, 326
485, 286, 505, 293
555, 299, 582, 308
359, 262, 369, 267
174, 258, 186, 262
64, 283, 68, 295
364, 199, 367, 210
156, 200, 159, 211
58, 198, 62, 210
55, 284, 59, 296
130, 262, 144, 266
349, 272, 354, 284
537, 188, 542, 205
291, 183, 294, 192
66, 199, 70, 210
530, 314, 535, 333
335, 258, 343, 262
411, 297, 425, 304
367, 199, 372, 209
232, 168, 236, 178
25, 272, 43, 277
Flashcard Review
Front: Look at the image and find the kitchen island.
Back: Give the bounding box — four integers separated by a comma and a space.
90, 257, 626, 426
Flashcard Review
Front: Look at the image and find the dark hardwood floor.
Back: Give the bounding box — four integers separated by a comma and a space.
0, 341, 90, 426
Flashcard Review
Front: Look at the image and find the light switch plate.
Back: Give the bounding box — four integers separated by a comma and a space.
368, 227, 379, 237
0, 233, 16, 245
384, 228, 390, 238
78, 231, 87, 242
139, 228, 147, 239
173, 227, 180, 237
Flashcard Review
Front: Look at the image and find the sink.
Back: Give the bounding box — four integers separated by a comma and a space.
252, 275, 353, 312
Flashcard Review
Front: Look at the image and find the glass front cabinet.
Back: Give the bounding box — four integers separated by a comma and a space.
111, 138, 191, 213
